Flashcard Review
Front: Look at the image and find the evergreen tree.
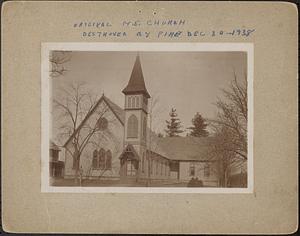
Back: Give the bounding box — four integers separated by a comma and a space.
188, 112, 209, 137
165, 108, 184, 137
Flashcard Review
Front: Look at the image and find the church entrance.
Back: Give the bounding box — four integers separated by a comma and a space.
119, 144, 140, 181
126, 160, 137, 176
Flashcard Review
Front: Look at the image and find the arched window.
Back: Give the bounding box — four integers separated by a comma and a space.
97, 117, 108, 130
92, 150, 98, 168
132, 97, 136, 108
143, 117, 147, 138
106, 150, 112, 170
136, 96, 140, 107
99, 148, 106, 170
128, 97, 132, 108
127, 114, 138, 138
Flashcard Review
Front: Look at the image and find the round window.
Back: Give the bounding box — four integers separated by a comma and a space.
97, 117, 108, 130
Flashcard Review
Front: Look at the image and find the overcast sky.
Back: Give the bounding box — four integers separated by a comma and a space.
51, 51, 247, 136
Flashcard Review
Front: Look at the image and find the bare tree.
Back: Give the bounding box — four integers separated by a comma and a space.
209, 72, 248, 187
85, 128, 122, 181
50, 51, 71, 78
53, 82, 113, 184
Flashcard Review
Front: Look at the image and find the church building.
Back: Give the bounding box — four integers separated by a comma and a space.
63, 55, 219, 186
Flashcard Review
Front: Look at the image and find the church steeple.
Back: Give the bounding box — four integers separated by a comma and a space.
121, 54, 150, 180
122, 55, 151, 98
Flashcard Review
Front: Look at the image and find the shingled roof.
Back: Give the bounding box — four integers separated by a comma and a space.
149, 136, 213, 161
122, 55, 151, 98
103, 95, 125, 124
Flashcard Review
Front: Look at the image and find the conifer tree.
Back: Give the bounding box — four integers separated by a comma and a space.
188, 112, 209, 137
165, 108, 184, 137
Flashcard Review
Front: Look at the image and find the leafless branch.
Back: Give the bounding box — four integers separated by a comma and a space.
50, 51, 72, 78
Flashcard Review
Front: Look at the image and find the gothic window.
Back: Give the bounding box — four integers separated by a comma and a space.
143, 117, 147, 138
127, 114, 138, 138
204, 163, 210, 177
132, 97, 136, 108
92, 150, 98, 168
106, 150, 112, 170
190, 163, 195, 176
136, 96, 140, 107
99, 148, 106, 170
97, 117, 108, 130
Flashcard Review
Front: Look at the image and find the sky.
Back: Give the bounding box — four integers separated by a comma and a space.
51, 51, 247, 137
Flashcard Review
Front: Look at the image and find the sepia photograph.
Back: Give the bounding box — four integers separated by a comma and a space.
42, 43, 253, 192
3, 1, 297, 233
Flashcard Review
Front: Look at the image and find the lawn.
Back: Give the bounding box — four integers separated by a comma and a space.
51, 178, 188, 187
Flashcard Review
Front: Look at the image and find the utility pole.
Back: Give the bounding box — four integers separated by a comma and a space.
146, 98, 153, 187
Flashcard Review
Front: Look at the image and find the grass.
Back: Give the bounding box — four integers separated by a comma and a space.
51, 177, 189, 187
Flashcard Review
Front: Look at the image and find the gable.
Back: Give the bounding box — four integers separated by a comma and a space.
63, 95, 125, 147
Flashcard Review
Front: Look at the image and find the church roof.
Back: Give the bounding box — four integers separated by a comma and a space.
122, 55, 151, 98
103, 95, 125, 124
119, 144, 140, 161
149, 136, 214, 162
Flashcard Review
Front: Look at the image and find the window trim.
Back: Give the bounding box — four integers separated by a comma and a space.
92, 149, 98, 169
99, 148, 106, 170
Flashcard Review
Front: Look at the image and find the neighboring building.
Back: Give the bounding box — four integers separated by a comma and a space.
63, 55, 219, 186
50, 141, 64, 177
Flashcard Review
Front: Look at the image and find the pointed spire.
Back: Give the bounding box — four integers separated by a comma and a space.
122, 54, 151, 98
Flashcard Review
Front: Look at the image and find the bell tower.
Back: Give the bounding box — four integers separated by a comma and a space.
122, 55, 151, 163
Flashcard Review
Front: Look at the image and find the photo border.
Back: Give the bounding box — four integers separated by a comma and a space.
41, 43, 254, 193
